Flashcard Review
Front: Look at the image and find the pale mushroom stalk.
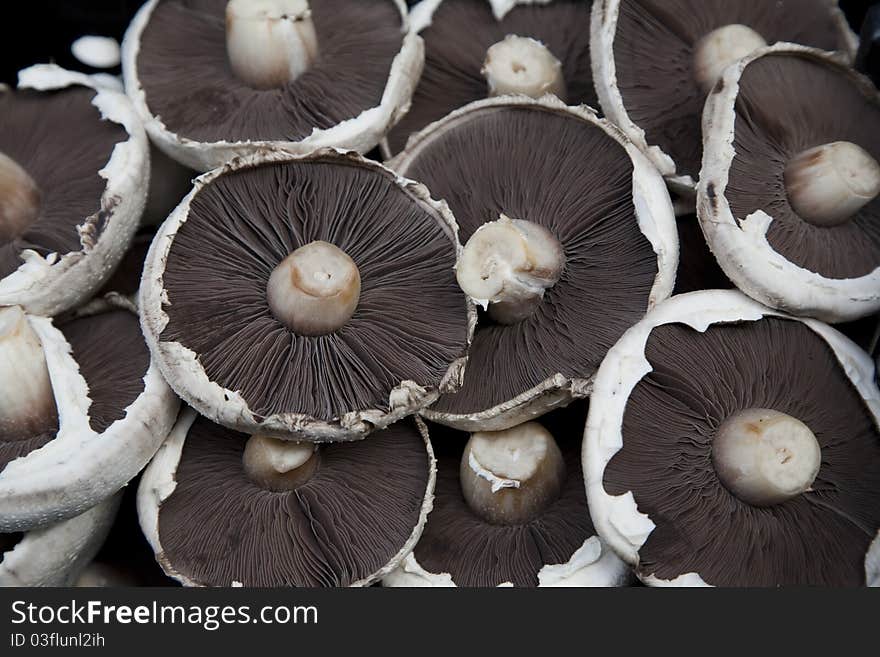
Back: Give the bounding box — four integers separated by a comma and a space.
712, 408, 821, 507
482, 35, 567, 101
460, 422, 566, 525
0, 150, 41, 243
243, 434, 320, 492
226, 0, 319, 90
267, 240, 361, 336
456, 215, 565, 324
693, 24, 767, 92
0, 306, 57, 439
784, 141, 880, 226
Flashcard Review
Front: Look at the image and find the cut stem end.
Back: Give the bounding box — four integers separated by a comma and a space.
693, 24, 766, 93
267, 240, 361, 336
243, 434, 319, 492
482, 35, 567, 101
460, 422, 566, 525
226, 0, 318, 89
0, 151, 41, 244
712, 408, 821, 507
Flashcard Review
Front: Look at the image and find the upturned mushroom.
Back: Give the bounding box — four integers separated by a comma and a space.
699, 45, 880, 322
389, 96, 677, 431
584, 290, 880, 586
383, 402, 630, 587
0, 297, 179, 532
0, 65, 149, 317
140, 150, 474, 441
385, 0, 595, 154
122, 0, 424, 171
138, 408, 435, 587
0, 494, 120, 587
592, 0, 857, 194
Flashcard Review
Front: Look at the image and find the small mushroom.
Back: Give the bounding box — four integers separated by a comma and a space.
584, 290, 880, 586
699, 45, 880, 322
122, 0, 424, 171
0, 494, 120, 587
0, 65, 149, 317
138, 408, 435, 587
386, 0, 595, 154
140, 150, 474, 441
390, 96, 677, 431
0, 297, 179, 532
591, 0, 857, 193
383, 403, 630, 587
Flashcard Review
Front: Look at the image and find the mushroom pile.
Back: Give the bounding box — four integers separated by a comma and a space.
4, 0, 880, 588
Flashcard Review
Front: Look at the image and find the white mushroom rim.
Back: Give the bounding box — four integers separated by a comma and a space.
138, 407, 438, 588
0, 297, 180, 533
589, 0, 858, 194
698, 43, 880, 323
390, 95, 679, 431
0, 64, 149, 317
122, 0, 425, 172
0, 493, 120, 587
582, 289, 880, 587
139, 148, 477, 442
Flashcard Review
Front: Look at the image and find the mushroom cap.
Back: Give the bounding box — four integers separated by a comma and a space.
698, 44, 880, 322
383, 403, 631, 587
140, 149, 474, 442
591, 0, 857, 193
385, 0, 595, 156
584, 289, 880, 586
0, 493, 120, 587
0, 65, 149, 317
390, 96, 677, 431
122, 0, 424, 172
0, 297, 180, 532
138, 408, 436, 587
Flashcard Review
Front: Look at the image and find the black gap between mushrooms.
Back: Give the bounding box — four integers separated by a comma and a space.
673, 214, 732, 295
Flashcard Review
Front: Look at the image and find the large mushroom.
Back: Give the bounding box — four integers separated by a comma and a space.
389, 96, 677, 431
592, 0, 857, 193
0, 494, 120, 587
0, 297, 179, 532
122, 0, 424, 171
584, 290, 880, 586
140, 150, 474, 441
385, 0, 596, 154
699, 44, 880, 322
383, 402, 630, 587
138, 408, 435, 587
1, 65, 149, 317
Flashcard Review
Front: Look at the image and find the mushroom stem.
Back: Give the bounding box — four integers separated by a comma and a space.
693, 24, 766, 92
456, 215, 564, 324
0, 150, 41, 243
482, 35, 567, 101
267, 240, 361, 336
784, 141, 880, 227
0, 306, 57, 440
712, 408, 821, 507
460, 422, 566, 525
225, 0, 319, 90
243, 434, 319, 492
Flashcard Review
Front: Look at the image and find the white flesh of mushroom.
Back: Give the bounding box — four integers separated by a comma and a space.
243, 434, 319, 491
226, 0, 319, 89
482, 35, 566, 101
693, 24, 767, 93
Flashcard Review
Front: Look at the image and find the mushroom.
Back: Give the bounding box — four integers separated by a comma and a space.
699, 45, 880, 322
584, 289, 880, 586
592, 0, 858, 194
0, 64, 149, 317
0, 297, 179, 532
140, 150, 473, 442
122, 0, 424, 171
389, 96, 677, 431
385, 0, 596, 155
0, 494, 120, 587
383, 402, 631, 587
138, 408, 435, 587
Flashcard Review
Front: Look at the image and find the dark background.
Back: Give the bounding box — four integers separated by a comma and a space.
0, 1, 876, 85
